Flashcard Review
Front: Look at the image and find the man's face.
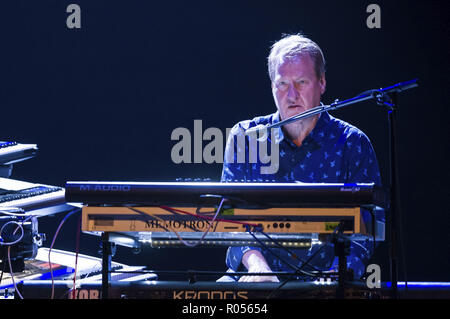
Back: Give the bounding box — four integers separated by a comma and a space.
272, 54, 326, 121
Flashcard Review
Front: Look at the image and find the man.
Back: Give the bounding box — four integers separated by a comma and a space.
220, 34, 382, 282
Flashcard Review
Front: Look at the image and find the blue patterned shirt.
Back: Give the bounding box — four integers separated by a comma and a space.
221, 111, 382, 280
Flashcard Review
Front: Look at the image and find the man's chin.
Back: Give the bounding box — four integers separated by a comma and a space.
283, 108, 306, 120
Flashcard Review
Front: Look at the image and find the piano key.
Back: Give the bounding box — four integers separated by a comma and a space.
0, 177, 77, 217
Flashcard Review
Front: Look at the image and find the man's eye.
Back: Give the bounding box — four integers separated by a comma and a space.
277, 82, 288, 90
296, 80, 306, 85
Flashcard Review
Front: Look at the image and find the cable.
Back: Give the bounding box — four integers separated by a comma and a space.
0, 221, 25, 246
0, 249, 5, 285
261, 223, 351, 299
131, 202, 259, 248
127, 207, 196, 246
128, 206, 201, 232
48, 208, 80, 299
7, 246, 23, 299
161, 198, 226, 248
0, 213, 35, 247
154, 205, 331, 283
71, 214, 82, 299
166, 205, 347, 278
177, 198, 225, 247
257, 230, 322, 272
159, 205, 260, 229
5, 215, 33, 299
266, 241, 332, 299
247, 229, 319, 278
131, 199, 224, 248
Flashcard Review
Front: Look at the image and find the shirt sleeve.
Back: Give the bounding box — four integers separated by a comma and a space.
345, 131, 382, 186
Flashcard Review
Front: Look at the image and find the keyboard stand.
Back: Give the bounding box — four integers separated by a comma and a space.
101, 232, 115, 299
332, 230, 351, 299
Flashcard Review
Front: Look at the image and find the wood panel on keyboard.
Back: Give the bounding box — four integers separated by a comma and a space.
81, 206, 367, 235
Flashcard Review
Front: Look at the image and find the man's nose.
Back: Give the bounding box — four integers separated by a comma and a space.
287, 83, 299, 103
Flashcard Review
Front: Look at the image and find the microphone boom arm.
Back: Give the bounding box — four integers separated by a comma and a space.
246, 78, 418, 133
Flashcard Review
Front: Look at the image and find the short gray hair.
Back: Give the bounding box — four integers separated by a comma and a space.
268, 33, 326, 82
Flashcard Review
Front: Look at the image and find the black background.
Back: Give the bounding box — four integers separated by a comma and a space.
1, 0, 449, 282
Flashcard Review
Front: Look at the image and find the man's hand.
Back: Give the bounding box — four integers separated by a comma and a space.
238, 249, 279, 282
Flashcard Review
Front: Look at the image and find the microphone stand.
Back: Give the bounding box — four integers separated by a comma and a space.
247, 79, 418, 299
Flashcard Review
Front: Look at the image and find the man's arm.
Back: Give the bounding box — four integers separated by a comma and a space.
222, 124, 278, 282
238, 249, 279, 283
345, 131, 382, 186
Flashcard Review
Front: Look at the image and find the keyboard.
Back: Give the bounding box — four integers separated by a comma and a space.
65, 181, 387, 208
0, 141, 38, 165
0, 177, 73, 217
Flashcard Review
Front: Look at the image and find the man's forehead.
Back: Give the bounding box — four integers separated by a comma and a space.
274, 54, 315, 77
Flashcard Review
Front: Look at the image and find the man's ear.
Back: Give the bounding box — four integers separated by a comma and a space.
320, 75, 326, 95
